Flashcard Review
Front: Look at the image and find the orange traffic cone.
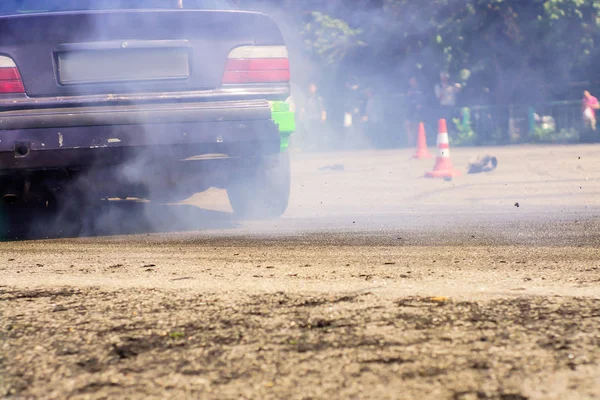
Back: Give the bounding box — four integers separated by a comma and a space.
412, 122, 432, 159
425, 119, 461, 180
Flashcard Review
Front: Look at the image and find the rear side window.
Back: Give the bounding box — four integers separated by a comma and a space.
0, 0, 237, 16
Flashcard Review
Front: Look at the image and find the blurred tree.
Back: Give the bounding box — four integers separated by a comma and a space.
301, 11, 366, 65
430, 0, 600, 104
244, 0, 600, 104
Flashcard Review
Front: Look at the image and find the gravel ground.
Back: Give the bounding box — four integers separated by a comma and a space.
1, 145, 600, 399
2, 287, 599, 400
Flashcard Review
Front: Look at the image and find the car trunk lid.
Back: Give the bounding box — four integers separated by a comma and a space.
0, 10, 284, 97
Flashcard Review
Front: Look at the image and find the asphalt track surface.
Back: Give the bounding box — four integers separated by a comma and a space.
1, 145, 600, 399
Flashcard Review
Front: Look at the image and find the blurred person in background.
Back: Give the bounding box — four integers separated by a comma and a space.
434, 71, 462, 135
300, 83, 327, 150
405, 77, 424, 147
343, 75, 362, 149
361, 87, 384, 148
582, 90, 599, 131
435, 72, 461, 108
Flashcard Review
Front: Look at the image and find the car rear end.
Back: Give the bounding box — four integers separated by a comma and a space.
0, 3, 293, 214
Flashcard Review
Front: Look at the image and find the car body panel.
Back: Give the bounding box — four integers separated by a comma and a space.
0, 99, 280, 172
0, 10, 284, 97
0, 6, 294, 205
0, 86, 290, 111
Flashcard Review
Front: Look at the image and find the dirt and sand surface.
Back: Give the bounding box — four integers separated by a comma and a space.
1, 145, 600, 399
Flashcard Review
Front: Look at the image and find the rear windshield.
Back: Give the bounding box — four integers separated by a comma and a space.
0, 0, 237, 15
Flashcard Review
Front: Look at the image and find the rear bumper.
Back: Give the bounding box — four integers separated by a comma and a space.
0, 86, 290, 111
0, 100, 280, 173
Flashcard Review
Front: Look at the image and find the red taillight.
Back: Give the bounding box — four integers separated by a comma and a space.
0, 67, 21, 81
222, 46, 290, 84
0, 80, 25, 93
225, 58, 290, 71
223, 66, 290, 84
0, 57, 24, 94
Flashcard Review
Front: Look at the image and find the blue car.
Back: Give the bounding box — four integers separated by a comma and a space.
0, 0, 291, 220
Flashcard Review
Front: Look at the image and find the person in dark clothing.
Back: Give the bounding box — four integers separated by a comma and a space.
405, 77, 425, 147
361, 88, 384, 148
342, 76, 362, 149
300, 83, 327, 150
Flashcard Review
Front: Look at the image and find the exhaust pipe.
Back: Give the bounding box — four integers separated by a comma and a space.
14, 141, 30, 158
2, 193, 18, 204
1, 178, 31, 202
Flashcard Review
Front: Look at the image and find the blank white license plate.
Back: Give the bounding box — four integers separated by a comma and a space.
58, 47, 189, 85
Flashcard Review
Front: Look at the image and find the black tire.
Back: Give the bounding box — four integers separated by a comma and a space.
227, 151, 291, 219
0, 189, 76, 240
0, 200, 13, 240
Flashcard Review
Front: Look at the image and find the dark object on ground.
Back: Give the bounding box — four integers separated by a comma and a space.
319, 164, 345, 172
514, 202, 520, 208
468, 155, 498, 174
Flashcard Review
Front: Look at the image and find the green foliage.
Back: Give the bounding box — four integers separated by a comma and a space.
266, 0, 600, 104
529, 126, 579, 143
301, 12, 366, 65
451, 107, 477, 146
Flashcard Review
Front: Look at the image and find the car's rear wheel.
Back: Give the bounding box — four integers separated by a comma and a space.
0, 200, 12, 240
0, 185, 77, 239
227, 151, 291, 219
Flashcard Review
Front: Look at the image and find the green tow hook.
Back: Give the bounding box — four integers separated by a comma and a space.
270, 101, 295, 152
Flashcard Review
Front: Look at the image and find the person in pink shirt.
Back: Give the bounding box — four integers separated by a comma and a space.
582, 90, 599, 131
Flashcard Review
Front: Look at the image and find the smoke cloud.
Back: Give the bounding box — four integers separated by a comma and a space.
1, 0, 596, 239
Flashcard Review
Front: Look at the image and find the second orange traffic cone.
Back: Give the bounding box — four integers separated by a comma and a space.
412, 122, 432, 159
425, 119, 461, 180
